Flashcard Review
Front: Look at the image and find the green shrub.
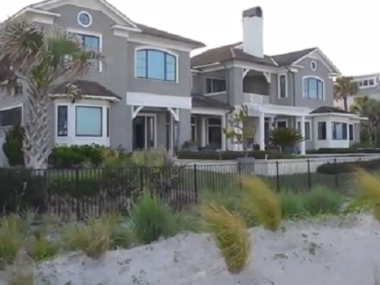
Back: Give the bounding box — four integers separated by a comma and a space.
303, 186, 344, 215
280, 191, 306, 219
177, 150, 290, 160
316, 159, 380, 174
130, 191, 180, 244
48, 144, 105, 168
310, 147, 380, 154
2, 124, 24, 166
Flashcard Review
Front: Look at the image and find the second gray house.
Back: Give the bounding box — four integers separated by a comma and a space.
0, 1, 364, 156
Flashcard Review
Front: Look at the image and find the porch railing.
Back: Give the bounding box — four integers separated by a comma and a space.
243, 93, 270, 105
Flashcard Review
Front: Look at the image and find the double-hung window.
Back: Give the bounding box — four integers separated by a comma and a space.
332, 122, 347, 140
303, 77, 324, 100
136, 49, 177, 82
278, 74, 287, 98
75, 34, 101, 71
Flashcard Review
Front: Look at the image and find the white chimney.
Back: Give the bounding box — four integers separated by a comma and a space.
242, 6, 263, 58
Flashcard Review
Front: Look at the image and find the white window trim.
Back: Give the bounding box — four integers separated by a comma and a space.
331, 121, 348, 141
134, 112, 158, 148
276, 119, 288, 128
77, 11, 93, 28
54, 99, 110, 146
349, 123, 354, 141
296, 119, 312, 141
277, 73, 288, 98
0, 104, 23, 127
302, 75, 325, 101
205, 116, 222, 146
67, 28, 103, 72
134, 46, 179, 84
205, 77, 227, 95
310, 60, 317, 71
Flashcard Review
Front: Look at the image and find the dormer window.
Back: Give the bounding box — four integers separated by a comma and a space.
136, 48, 177, 82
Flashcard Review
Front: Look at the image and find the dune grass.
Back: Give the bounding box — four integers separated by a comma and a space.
200, 202, 251, 274
354, 168, 380, 221
241, 176, 282, 232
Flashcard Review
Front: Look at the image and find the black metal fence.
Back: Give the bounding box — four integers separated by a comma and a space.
0, 159, 355, 219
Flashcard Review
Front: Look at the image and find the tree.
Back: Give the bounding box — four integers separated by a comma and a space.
334, 76, 358, 111
350, 96, 380, 145
268, 128, 304, 153
0, 18, 102, 169
223, 105, 256, 152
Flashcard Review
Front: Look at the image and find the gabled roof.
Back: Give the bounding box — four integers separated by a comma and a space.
192, 94, 234, 110
271, 48, 317, 66
191, 42, 276, 68
51, 80, 121, 100
191, 43, 339, 74
16, 0, 205, 47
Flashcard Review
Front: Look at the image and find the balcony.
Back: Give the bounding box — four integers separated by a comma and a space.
243, 93, 270, 105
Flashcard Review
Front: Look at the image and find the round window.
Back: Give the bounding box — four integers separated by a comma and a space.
310, 61, 317, 71
78, 11, 92, 27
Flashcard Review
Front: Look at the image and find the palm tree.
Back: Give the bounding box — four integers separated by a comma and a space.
0, 18, 103, 169
334, 76, 358, 111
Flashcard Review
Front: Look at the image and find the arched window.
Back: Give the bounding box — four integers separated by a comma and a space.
303, 77, 324, 100
136, 49, 177, 82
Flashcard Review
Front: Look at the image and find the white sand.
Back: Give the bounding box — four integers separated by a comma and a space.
3, 214, 380, 285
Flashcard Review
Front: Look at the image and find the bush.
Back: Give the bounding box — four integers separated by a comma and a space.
26, 233, 60, 262
310, 147, 380, 154
48, 144, 105, 168
303, 186, 344, 215
240, 176, 281, 232
199, 202, 251, 274
2, 124, 24, 166
316, 159, 380, 174
177, 150, 290, 160
129, 191, 180, 244
280, 191, 306, 219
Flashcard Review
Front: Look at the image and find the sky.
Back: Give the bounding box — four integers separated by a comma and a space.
1, 0, 378, 76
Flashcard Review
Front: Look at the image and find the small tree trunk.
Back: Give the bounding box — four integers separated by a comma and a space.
23, 92, 51, 169
343, 97, 348, 112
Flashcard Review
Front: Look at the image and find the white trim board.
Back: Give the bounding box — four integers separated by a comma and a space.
292, 48, 341, 75
191, 107, 229, 116
126, 92, 192, 110
247, 104, 311, 117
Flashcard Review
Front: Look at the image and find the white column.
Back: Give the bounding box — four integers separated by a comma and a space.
259, 112, 265, 150
269, 116, 274, 131
221, 115, 226, 150
201, 117, 206, 147
300, 116, 306, 155
346, 123, 350, 147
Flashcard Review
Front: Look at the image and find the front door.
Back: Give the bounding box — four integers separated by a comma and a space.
133, 115, 156, 150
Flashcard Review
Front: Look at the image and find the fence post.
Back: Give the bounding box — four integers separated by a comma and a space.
334, 158, 339, 189
307, 160, 312, 189
193, 164, 198, 202
276, 161, 280, 191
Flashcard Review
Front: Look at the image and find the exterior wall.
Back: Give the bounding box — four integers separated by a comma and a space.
243, 75, 268, 94
293, 57, 334, 108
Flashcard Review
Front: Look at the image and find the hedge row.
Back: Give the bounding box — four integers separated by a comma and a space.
316, 158, 380, 174
309, 147, 380, 154
177, 150, 293, 160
